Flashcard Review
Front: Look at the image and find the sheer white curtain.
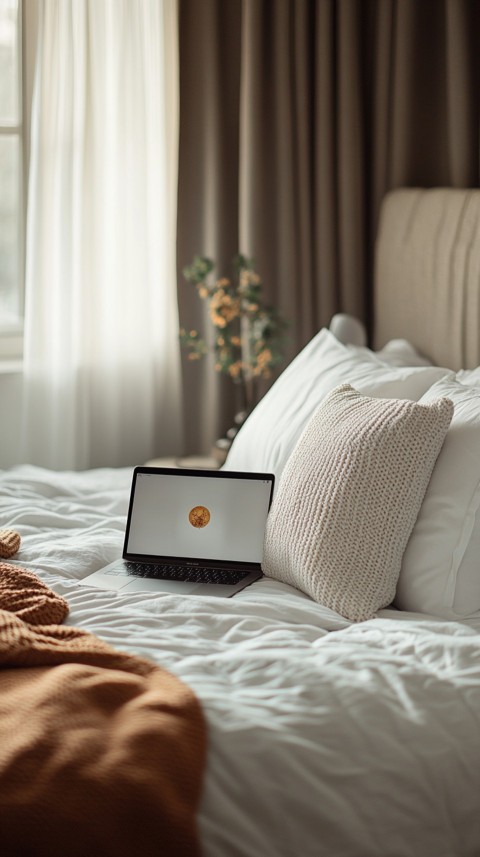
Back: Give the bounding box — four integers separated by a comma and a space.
22, 0, 182, 470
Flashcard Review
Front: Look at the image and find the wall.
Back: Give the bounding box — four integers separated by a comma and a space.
0, 369, 22, 468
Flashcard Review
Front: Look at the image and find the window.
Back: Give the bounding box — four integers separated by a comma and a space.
0, 0, 23, 356
0, 0, 23, 327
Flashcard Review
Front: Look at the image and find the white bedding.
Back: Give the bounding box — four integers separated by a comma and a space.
1, 465, 480, 857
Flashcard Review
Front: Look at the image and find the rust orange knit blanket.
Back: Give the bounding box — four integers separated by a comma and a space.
0, 563, 206, 857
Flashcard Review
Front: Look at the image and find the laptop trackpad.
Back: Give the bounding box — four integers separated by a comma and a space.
122, 577, 199, 595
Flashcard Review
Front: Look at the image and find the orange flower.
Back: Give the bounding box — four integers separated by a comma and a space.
210, 290, 240, 326
211, 313, 227, 328
228, 361, 242, 378
256, 348, 272, 366
239, 270, 261, 290
230, 336, 241, 346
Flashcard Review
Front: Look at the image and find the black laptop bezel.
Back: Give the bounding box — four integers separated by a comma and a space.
121, 466, 275, 572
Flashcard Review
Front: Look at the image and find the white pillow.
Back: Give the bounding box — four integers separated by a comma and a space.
328, 312, 432, 366
329, 313, 367, 346
347, 340, 433, 367
395, 375, 480, 620
224, 328, 450, 483
456, 366, 480, 387
373, 339, 433, 367
263, 384, 453, 622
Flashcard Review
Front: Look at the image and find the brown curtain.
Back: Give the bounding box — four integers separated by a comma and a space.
177, 0, 480, 455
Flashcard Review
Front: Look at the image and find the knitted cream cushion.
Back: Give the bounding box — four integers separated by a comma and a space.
263, 384, 454, 622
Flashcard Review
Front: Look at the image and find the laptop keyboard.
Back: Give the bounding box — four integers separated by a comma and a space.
124, 561, 248, 585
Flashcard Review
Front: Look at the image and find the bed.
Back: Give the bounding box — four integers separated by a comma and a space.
1, 188, 480, 857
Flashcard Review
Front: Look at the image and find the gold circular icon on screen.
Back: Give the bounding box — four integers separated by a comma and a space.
189, 506, 211, 528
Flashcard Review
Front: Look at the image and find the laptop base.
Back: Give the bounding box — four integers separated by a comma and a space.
83, 560, 262, 598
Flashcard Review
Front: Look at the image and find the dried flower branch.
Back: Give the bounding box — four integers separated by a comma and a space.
180, 255, 287, 390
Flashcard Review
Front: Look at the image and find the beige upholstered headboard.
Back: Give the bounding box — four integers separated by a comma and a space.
374, 188, 480, 371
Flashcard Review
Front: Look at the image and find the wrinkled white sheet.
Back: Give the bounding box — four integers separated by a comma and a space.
1, 465, 480, 857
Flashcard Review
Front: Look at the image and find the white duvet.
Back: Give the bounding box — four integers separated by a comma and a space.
1, 465, 480, 857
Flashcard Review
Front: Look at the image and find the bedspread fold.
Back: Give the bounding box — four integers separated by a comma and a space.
0, 563, 206, 857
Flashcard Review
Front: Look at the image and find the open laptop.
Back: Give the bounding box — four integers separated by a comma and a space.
82, 466, 275, 597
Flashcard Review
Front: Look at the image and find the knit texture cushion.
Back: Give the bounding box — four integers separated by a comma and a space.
263, 384, 454, 622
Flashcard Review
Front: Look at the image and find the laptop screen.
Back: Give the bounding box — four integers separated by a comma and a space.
124, 468, 274, 566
